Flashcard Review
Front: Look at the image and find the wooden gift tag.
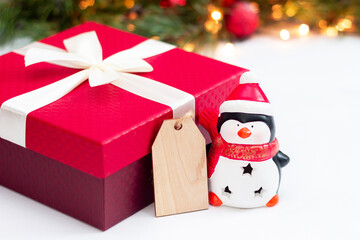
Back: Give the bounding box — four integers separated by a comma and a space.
152, 117, 208, 217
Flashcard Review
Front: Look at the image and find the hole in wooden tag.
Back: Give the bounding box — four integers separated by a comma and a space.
174, 123, 182, 130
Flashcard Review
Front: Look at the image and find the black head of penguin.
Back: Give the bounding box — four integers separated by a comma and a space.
217, 112, 276, 143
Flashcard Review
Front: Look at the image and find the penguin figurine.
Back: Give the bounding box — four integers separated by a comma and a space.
199, 72, 289, 208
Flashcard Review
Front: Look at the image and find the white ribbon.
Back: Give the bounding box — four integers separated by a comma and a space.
0, 31, 195, 147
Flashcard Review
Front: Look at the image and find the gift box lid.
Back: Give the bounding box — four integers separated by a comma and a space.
0, 22, 247, 179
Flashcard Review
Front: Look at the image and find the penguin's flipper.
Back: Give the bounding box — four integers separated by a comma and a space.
209, 192, 223, 206
266, 194, 279, 207
273, 150, 290, 168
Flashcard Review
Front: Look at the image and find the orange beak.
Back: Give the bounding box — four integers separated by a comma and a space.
238, 127, 251, 139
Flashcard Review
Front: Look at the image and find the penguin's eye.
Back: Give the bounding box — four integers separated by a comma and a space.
237, 124, 239, 126
251, 125, 254, 128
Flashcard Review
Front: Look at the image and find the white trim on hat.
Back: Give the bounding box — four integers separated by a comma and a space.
219, 100, 273, 115
239, 71, 259, 84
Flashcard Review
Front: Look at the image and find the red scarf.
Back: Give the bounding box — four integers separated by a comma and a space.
207, 136, 279, 177
222, 138, 279, 162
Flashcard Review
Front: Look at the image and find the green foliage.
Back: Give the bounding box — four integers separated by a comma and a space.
127, 1, 212, 46
0, 0, 359, 47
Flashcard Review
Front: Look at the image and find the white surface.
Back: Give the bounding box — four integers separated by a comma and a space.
1, 34, 360, 239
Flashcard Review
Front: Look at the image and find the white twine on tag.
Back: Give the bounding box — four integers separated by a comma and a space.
174, 112, 194, 130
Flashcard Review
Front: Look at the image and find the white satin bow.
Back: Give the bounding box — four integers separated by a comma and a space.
0, 30, 195, 148
25, 31, 155, 87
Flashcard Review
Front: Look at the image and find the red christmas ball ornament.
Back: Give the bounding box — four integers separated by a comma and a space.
222, 0, 235, 7
170, 0, 186, 6
160, 0, 186, 8
225, 2, 259, 38
160, 0, 171, 8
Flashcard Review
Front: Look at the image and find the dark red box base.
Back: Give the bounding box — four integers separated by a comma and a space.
0, 138, 154, 230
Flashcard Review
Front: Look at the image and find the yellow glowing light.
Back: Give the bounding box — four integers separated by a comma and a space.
128, 12, 138, 20
286, 7, 296, 17
285, 1, 298, 17
124, 0, 135, 9
272, 4, 283, 20
79, 0, 94, 10
298, 24, 309, 36
127, 24, 136, 32
336, 25, 344, 32
79, 2, 87, 9
152, 36, 160, 40
183, 43, 195, 52
204, 20, 214, 31
338, 18, 352, 30
204, 20, 222, 34
272, 4, 282, 10
318, 19, 327, 29
211, 10, 223, 21
326, 27, 338, 37
222, 42, 235, 55
249, 2, 259, 13
280, 29, 290, 40
272, 10, 282, 20
344, 19, 352, 29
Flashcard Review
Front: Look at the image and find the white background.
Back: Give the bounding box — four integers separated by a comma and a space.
1, 34, 360, 239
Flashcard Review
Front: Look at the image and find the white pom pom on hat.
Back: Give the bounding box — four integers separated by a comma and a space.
219, 71, 273, 115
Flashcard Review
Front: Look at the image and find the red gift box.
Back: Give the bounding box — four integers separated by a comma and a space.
0, 22, 247, 230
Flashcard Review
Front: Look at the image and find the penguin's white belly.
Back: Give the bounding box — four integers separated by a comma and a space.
209, 156, 279, 208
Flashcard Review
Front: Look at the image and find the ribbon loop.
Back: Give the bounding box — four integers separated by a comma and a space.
104, 39, 175, 63
25, 31, 159, 87
25, 48, 94, 69
63, 31, 103, 63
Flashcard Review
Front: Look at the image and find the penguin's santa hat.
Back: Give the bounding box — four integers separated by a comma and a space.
219, 71, 273, 116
